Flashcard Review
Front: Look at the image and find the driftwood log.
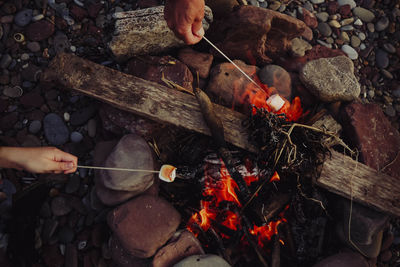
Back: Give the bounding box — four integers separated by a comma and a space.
42, 53, 400, 216
109, 6, 213, 60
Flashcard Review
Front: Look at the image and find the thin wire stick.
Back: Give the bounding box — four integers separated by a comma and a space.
202, 36, 263, 90
77, 165, 159, 173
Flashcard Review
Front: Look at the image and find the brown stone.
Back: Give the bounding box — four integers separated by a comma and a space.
127, 55, 193, 91
207, 60, 267, 113
177, 47, 214, 79
87, 2, 103, 18
302, 26, 314, 41
300, 8, 318, 29
209, 6, 306, 65
258, 64, 292, 100
108, 195, 181, 258
0, 112, 18, 131
327, 1, 339, 15
341, 103, 400, 179
153, 230, 204, 267
26, 20, 55, 41
339, 5, 352, 18
70, 5, 88, 21
109, 235, 152, 267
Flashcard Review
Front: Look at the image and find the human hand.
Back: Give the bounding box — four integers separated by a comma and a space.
164, 0, 205, 45
0, 147, 78, 174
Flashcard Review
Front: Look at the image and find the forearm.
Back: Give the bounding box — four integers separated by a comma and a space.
0, 147, 24, 170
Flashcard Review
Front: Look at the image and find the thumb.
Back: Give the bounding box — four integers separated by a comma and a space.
55, 161, 75, 172
192, 21, 204, 38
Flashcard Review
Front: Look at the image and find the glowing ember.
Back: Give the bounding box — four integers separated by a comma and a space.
187, 160, 287, 249
269, 171, 280, 182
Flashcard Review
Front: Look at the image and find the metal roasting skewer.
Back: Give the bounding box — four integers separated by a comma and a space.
202, 36, 263, 90
77, 165, 160, 173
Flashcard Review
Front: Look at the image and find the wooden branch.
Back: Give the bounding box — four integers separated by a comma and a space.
42, 53, 257, 153
317, 150, 400, 217
42, 54, 400, 216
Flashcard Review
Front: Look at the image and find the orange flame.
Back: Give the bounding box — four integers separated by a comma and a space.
269, 171, 280, 182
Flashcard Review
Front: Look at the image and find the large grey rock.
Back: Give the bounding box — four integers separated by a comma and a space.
258, 64, 292, 100
99, 134, 155, 192
299, 56, 360, 102
353, 7, 375, 22
109, 6, 213, 60
173, 254, 231, 267
108, 195, 181, 258
153, 230, 204, 267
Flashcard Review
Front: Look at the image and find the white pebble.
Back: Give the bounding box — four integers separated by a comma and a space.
354, 18, 363, 26
70, 46, 76, 52
358, 32, 366, 41
360, 43, 366, 50
64, 112, 70, 122
32, 14, 44, 21
21, 53, 30, 61
342, 44, 358, 60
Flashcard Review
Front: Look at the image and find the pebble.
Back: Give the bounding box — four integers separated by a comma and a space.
21, 53, 30, 61
248, 0, 260, 7
353, 7, 375, 23
340, 31, 350, 42
360, 43, 366, 50
351, 36, 361, 48
64, 112, 70, 122
32, 14, 44, 21
43, 113, 69, 145
0, 15, 14, 24
358, 32, 366, 41
28, 120, 42, 134
375, 16, 389, 32
318, 22, 332, 37
354, 19, 363, 26
303, 2, 314, 12
87, 119, 96, 138
26, 20, 55, 41
311, 0, 324, 4
381, 69, 393, 79
3, 86, 23, 98
329, 20, 341, 28
14, 9, 33, 27
341, 25, 354, 31
367, 23, 375, 32
65, 175, 81, 194
383, 43, 396, 54
376, 49, 389, 69
58, 226, 75, 244
0, 54, 12, 69
51, 196, 72, 216
27, 41, 41, 53
316, 39, 332, 48
342, 44, 358, 59
70, 131, 83, 143
340, 18, 354, 26
316, 12, 329, 22
392, 88, 400, 98
368, 89, 375, 98
384, 105, 396, 117
337, 0, 356, 9
269, 1, 280, 11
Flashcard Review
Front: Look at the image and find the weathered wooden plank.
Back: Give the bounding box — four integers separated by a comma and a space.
317, 150, 400, 216
42, 53, 257, 153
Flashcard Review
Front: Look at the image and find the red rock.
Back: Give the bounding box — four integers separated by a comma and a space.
26, 20, 55, 41
300, 8, 318, 29
210, 6, 306, 65
302, 26, 314, 41
87, 2, 103, 18
20, 92, 44, 108
127, 55, 193, 91
341, 103, 400, 179
55, 16, 68, 30
87, 25, 102, 37
339, 5, 352, 18
380, 250, 392, 262
327, 1, 339, 15
42, 245, 65, 267
178, 47, 214, 79
278, 45, 346, 72
107, 195, 181, 258
153, 230, 204, 267
70, 5, 88, 21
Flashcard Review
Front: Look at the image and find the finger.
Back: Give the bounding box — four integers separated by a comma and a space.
192, 20, 204, 38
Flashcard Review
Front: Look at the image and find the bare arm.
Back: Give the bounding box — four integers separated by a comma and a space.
0, 147, 78, 174
164, 0, 205, 45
